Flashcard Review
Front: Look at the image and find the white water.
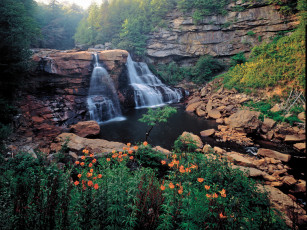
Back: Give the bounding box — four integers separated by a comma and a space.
126, 55, 183, 108
87, 54, 125, 123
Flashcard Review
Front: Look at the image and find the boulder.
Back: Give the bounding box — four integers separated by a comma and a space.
70, 120, 100, 138
187, 96, 201, 105
257, 148, 291, 162
213, 146, 224, 154
216, 118, 224, 124
293, 180, 306, 193
186, 101, 202, 112
153, 146, 171, 155
298, 112, 305, 122
227, 152, 255, 167
284, 134, 306, 142
293, 142, 306, 151
200, 129, 215, 137
208, 109, 221, 119
203, 144, 212, 153
180, 132, 203, 148
283, 176, 297, 186
270, 104, 282, 112
50, 133, 126, 154
195, 107, 206, 117
228, 110, 261, 131
261, 118, 276, 133
258, 185, 307, 228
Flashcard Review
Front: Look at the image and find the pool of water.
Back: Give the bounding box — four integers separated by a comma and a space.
99, 104, 218, 149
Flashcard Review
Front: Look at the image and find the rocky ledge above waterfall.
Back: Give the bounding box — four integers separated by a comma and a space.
13, 49, 128, 148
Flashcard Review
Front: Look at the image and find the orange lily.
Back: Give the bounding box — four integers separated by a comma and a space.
197, 178, 204, 183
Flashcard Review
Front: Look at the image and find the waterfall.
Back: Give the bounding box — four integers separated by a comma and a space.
126, 55, 183, 108
87, 54, 125, 123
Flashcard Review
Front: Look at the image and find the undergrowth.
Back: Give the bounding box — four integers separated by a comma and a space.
0, 138, 289, 229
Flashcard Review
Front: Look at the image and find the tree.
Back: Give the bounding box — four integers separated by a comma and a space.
139, 106, 177, 141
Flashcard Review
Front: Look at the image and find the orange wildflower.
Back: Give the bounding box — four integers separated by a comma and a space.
88, 163, 93, 167
204, 185, 210, 190
173, 160, 179, 165
74, 181, 79, 186
112, 150, 116, 154
94, 184, 99, 190
119, 158, 123, 162
119, 152, 122, 155
160, 185, 166, 191
143, 141, 148, 146
206, 194, 211, 198
88, 180, 93, 187
179, 166, 185, 173
129, 156, 134, 160
106, 158, 111, 162
77, 174, 82, 178
168, 162, 174, 168
219, 212, 227, 219
178, 189, 183, 194
161, 160, 166, 165
80, 162, 85, 166
133, 146, 138, 150
90, 169, 94, 173
213, 193, 218, 198
128, 150, 133, 154
127, 143, 131, 147
197, 178, 204, 183
87, 173, 92, 178
75, 161, 80, 165
93, 177, 97, 180
90, 154, 94, 158
123, 153, 127, 157
97, 174, 102, 178
92, 159, 97, 163
81, 156, 86, 160
185, 168, 191, 173
123, 147, 127, 151
169, 182, 175, 189
112, 154, 118, 158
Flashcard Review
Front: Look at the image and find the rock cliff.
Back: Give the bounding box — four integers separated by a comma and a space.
15, 49, 128, 147
146, 1, 298, 64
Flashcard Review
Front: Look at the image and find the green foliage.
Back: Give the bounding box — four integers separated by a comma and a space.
230, 52, 246, 67
231, 5, 246, 12
155, 62, 191, 85
258, 35, 262, 42
139, 106, 177, 141
191, 56, 225, 83
139, 106, 177, 126
223, 26, 305, 91
247, 30, 256, 36
0, 139, 289, 229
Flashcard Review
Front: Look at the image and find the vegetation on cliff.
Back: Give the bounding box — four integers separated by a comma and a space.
0, 141, 289, 229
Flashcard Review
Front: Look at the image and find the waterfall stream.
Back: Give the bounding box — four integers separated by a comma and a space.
126, 55, 183, 108
87, 54, 125, 123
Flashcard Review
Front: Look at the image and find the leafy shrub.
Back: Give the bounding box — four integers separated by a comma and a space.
155, 62, 191, 85
230, 52, 247, 67
192, 56, 225, 83
0, 140, 289, 229
223, 26, 305, 91
247, 30, 256, 36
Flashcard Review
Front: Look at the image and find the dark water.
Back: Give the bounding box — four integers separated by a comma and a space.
99, 104, 218, 149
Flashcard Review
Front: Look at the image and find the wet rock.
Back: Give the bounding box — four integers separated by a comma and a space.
216, 118, 224, 124
213, 146, 224, 154
200, 129, 215, 137
69, 151, 78, 160
70, 120, 100, 138
203, 144, 212, 153
186, 101, 202, 112
293, 180, 306, 193
257, 148, 291, 162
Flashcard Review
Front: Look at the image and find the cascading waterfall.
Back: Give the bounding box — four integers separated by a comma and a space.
87, 54, 125, 123
126, 55, 183, 108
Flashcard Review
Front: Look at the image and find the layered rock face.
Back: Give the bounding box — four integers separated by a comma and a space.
146, 2, 298, 64
15, 49, 128, 147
